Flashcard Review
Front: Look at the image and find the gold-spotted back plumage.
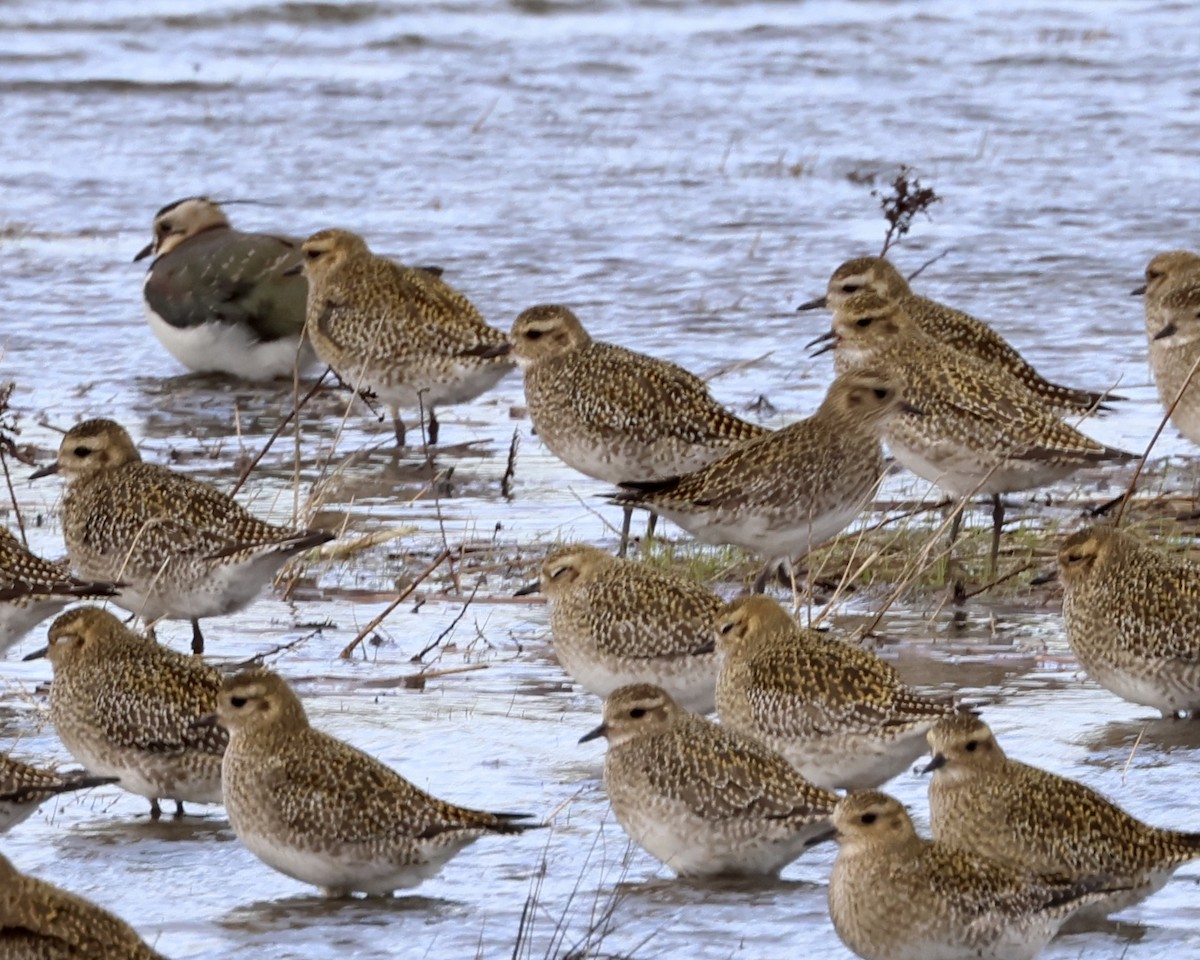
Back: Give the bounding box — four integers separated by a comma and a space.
0, 526, 119, 656
530, 544, 722, 712
828, 790, 1117, 960
34, 418, 334, 654
1057, 525, 1200, 717
0, 852, 167, 959
509, 304, 766, 552
613, 367, 908, 591
1142, 272, 1200, 446
510, 304, 764, 482
32, 606, 226, 818
713, 595, 956, 790
925, 714, 1200, 921
0, 751, 117, 833
806, 256, 1115, 412
298, 228, 513, 446
831, 291, 1133, 569
578, 683, 837, 878
215, 668, 536, 897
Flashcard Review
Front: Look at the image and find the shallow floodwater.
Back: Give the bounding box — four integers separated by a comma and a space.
1, 1, 1200, 958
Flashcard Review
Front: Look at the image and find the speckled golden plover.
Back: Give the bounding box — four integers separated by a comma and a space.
801, 255, 1117, 412
135, 196, 315, 380
518, 544, 722, 712
295, 227, 513, 447
924, 713, 1200, 920
0, 852, 167, 959
1141, 269, 1200, 445
211, 668, 536, 897
713, 595, 957, 790
0, 526, 119, 656
32, 418, 334, 654
26, 606, 226, 818
498, 304, 765, 553
1056, 524, 1200, 717
827, 291, 1133, 570
828, 791, 1116, 960
0, 750, 117, 833
579, 683, 837, 878
614, 368, 914, 591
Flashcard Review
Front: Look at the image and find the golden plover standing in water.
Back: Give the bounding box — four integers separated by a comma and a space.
211, 668, 537, 897
0, 751, 117, 833
135, 195, 315, 380
579, 684, 837, 878
26, 607, 226, 819
827, 291, 1134, 571
295, 228, 513, 447
32, 418, 334, 654
1140, 265, 1200, 445
713, 595, 957, 790
614, 368, 913, 591
1055, 525, 1200, 717
0, 526, 119, 656
0, 852, 167, 959
518, 544, 722, 712
828, 791, 1117, 960
924, 713, 1200, 920
496, 304, 765, 553
800, 255, 1117, 412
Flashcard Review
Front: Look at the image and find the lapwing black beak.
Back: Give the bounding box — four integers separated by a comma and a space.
283, 263, 303, 277
1029, 568, 1059, 586
514, 580, 541, 597
900, 402, 924, 417
796, 294, 828, 312
1131, 283, 1147, 296
28, 463, 59, 480
133, 242, 156, 263
22, 646, 48, 661
1153, 322, 1178, 341
189, 713, 220, 730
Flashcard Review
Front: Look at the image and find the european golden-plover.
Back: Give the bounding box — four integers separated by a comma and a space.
713, 595, 957, 790
828, 790, 1117, 960
1142, 274, 1200, 445
827, 291, 1133, 570
0, 852, 167, 959
0, 750, 117, 833
801, 255, 1116, 412
497, 304, 765, 554
924, 713, 1200, 920
31, 418, 334, 654
210, 668, 536, 897
614, 367, 915, 591
295, 227, 513, 447
26, 606, 226, 819
0, 526, 118, 656
579, 683, 837, 878
1056, 525, 1200, 717
134, 195, 314, 380
518, 544, 722, 713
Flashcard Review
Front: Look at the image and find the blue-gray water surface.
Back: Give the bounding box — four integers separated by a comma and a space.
2, 1, 1199, 957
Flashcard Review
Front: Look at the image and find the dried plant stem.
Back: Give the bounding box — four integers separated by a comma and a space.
0, 450, 25, 544
1113, 350, 1200, 526
230, 368, 330, 498
338, 547, 452, 659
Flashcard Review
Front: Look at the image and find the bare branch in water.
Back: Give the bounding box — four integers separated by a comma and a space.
874, 165, 941, 256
